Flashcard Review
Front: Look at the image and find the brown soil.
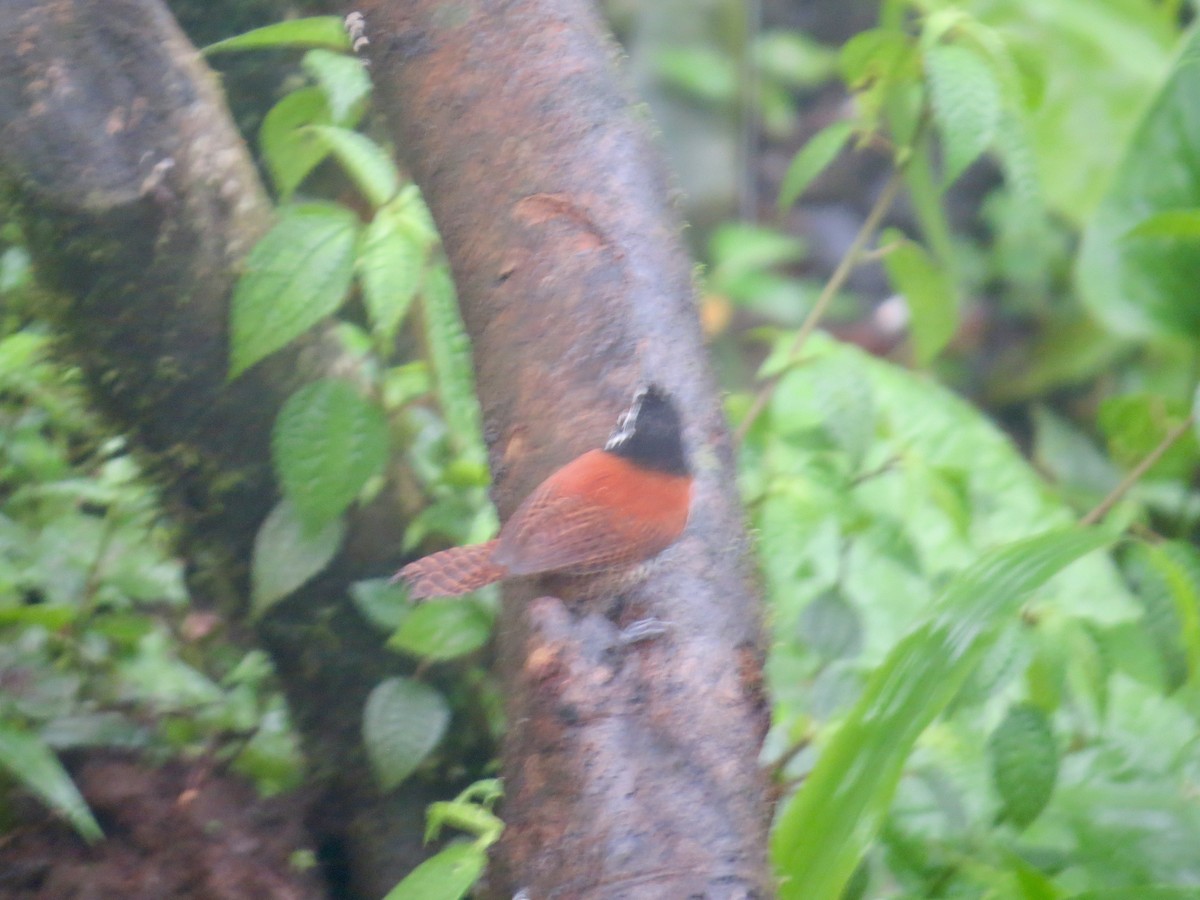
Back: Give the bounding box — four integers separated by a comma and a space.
0, 752, 328, 900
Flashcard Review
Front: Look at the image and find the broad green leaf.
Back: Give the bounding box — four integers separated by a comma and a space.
778, 121, 853, 210
272, 379, 388, 528
1077, 25, 1200, 338
771, 527, 1113, 900
422, 268, 486, 464
260, 89, 333, 199
880, 228, 957, 365
302, 49, 371, 124
654, 47, 738, 105
925, 43, 1002, 187
1124, 208, 1200, 241
989, 703, 1058, 828
230, 203, 360, 378
204, 17, 351, 54
251, 500, 345, 618
350, 578, 412, 632
304, 126, 399, 210
363, 677, 450, 792
387, 600, 493, 661
0, 725, 102, 842
1097, 393, 1198, 481
381, 841, 487, 900
358, 201, 426, 340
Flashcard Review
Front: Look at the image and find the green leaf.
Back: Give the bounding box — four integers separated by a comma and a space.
422, 268, 486, 464
989, 703, 1058, 828
260, 88, 334, 200
654, 46, 738, 105
251, 500, 345, 618
363, 677, 450, 792
880, 228, 958, 365
304, 126, 399, 209
388, 600, 493, 661
350, 578, 412, 632
925, 43, 1002, 187
771, 527, 1113, 900
272, 379, 388, 528
778, 121, 854, 210
1077, 26, 1200, 339
302, 49, 371, 124
230, 203, 360, 378
358, 200, 427, 341
1097, 393, 1198, 481
1123, 208, 1200, 241
381, 841, 487, 900
0, 725, 102, 842
204, 16, 352, 54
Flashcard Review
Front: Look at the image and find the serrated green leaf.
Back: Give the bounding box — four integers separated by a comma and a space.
1077, 26, 1200, 339
359, 203, 426, 340
230, 203, 360, 378
422, 268, 485, 464
0, 725, 102, 842
778, 121, 854, 210
204, 16, 351, 54
880, 229, 958, 365
387, 600, 493, 661
272, 379, 388, 528
260, 88, 334, 200
989, 703, 1058, 828
1123, 208, 1200, 241
303, 126, 399, 210
251, 500, 345, 618
350, 578, 412, 632
363, 677, 450, 792
381, 841, 487, 900
302, 48, 371, 124
771, 527, 1113, 900
925, 43, 1002, 187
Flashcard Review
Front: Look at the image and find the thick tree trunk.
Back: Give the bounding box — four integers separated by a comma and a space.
0, 2, 431, 896
356, 1, 773, 896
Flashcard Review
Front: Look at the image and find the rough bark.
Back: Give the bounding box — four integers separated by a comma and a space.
0, 2, 430, 896
355, 1, 773, 896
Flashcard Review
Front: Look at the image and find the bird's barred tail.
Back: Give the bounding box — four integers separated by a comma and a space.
392, 540, 506, 600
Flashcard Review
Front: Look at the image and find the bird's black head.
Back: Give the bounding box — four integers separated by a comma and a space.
604, 384, 689, 476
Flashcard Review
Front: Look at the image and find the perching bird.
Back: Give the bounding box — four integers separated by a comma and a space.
393, 385, 692, 600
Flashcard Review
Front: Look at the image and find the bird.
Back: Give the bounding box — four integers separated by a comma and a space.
393, 385, 693, 600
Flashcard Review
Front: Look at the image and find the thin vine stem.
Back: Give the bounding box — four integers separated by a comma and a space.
1081, 412, 1196, 526
734, 167, 905, 444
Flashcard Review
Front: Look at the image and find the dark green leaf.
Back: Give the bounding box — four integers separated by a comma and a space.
363, 677, 450, 792
230, 204, 360, 378
387, 600, 493, 661
421, 268, 486, 465
304, 126, 398, 209
358, 200, 427, 340
989, 703, 1058, 828
924, 43, 1002, 186
272, 379, 388, 528
350, 578, 412, 632
251, 500, 344, 618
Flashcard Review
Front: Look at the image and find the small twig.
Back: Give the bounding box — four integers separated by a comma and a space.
735, 168, 905, 444
1081, 412, 1196, 526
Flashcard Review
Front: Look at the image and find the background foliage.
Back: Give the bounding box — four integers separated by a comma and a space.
3, 1, 1200, 897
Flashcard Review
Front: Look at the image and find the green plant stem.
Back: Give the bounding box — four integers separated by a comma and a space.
735, 168, 905, 444
1080, 412, 1196, 526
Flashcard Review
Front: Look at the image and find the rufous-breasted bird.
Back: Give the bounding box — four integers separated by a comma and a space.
393, 385, 692, 600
